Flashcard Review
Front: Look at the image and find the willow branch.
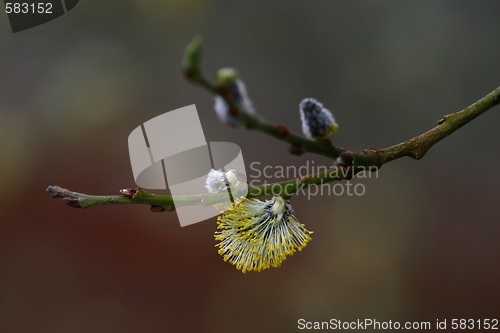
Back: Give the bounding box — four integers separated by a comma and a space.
46, 186, 176, 211
184, 38, 499, 169
47, 38, 500, 212
378, 85, 500, 163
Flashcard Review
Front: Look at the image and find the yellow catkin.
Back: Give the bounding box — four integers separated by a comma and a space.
215, 197, 313, 273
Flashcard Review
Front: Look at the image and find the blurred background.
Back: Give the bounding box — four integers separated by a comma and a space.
1, 1, 499, 332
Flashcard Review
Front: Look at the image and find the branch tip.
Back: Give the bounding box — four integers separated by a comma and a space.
46, 185, 65, 198
182, 36, 203, 82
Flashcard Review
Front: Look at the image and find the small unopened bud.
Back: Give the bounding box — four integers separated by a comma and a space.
299, 98, 339, 141
289, 145, 305, 156
216, 68, 238, 87
150, 205, 166, 212
182, 37, 202, 81
214, 68, 255, 127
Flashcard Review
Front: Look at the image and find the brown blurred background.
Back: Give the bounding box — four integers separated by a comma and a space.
0, 1, 499, 332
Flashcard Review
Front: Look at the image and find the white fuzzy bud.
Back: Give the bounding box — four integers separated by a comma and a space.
205, 169, 227, 194
205, 169, 248, 196
300, 98, 339, 141
214, 79, 255, 126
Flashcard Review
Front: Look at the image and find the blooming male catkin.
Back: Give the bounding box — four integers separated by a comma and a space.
215, 196, 312, 273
